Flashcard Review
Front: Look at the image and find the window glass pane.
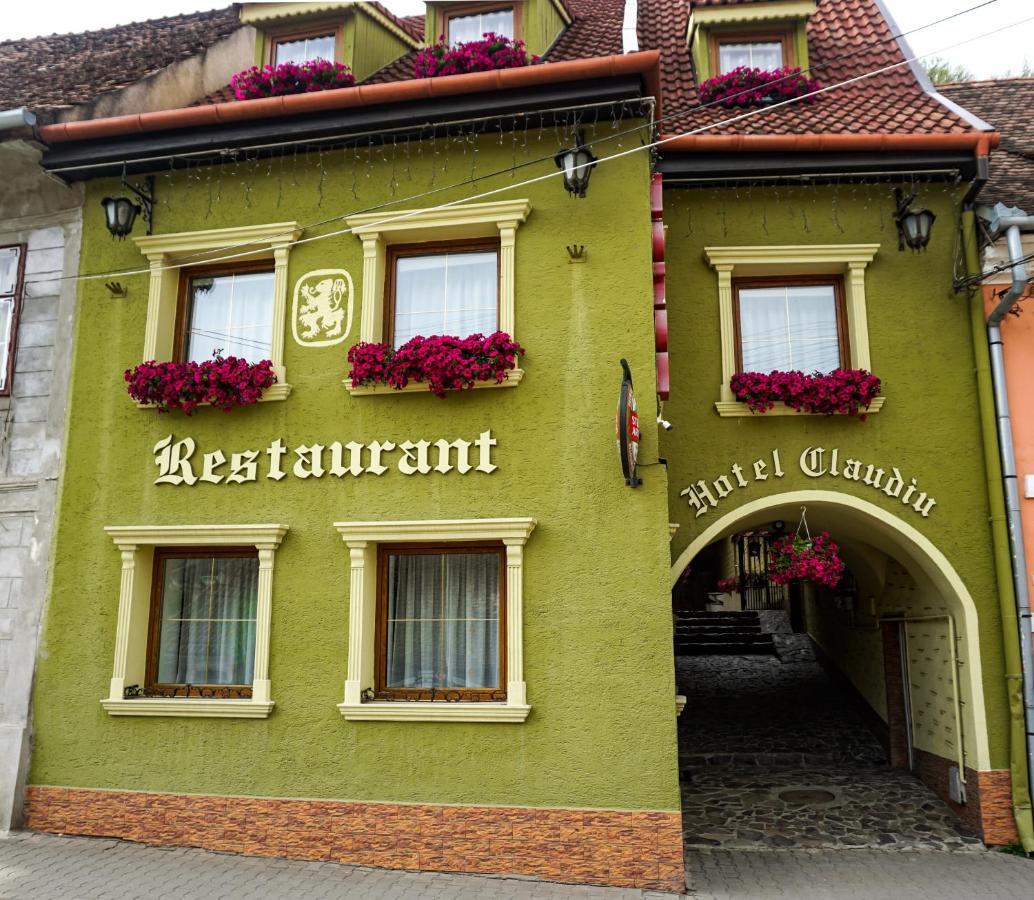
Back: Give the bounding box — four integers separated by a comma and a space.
185, 270, 275, 364
449, 8, 514, 44
718, 40, 783, 73
0, 298, 12, 392
0, 246, 20, 295
739, 283, 840, 373
393, 250, 497, 348
384, 551, 500, 691
156, 555, 258, 686
275, 33, 335, 65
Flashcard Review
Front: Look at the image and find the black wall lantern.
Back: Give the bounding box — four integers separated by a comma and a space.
894, 188, 936, 252
555, 131, 597, 198
101, 175, 155, 239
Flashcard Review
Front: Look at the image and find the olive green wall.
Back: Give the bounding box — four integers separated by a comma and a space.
425, 2, 566, 56
660, 184, 1010, 768
350, 11, 412, 82
30, 126, 681, 811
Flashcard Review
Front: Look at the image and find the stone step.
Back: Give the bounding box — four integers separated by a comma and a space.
675, 640, 775, 656
676, 611, 760, 619
676, 632, 772, 644
676, 616, 760, 627
674, 626, 763, 637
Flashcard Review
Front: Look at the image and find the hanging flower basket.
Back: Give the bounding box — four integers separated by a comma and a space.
414, 32, 537, 78
231, 59, 355, 100
730, 369, 881, 418
768, 531, 845, 589
125, 356, 277, 414
716, 576, 739, 594
347, 332, 524, 397
698, 65, 821, 108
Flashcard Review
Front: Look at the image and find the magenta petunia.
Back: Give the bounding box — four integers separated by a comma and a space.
698, 65, 821, 109
125, 356, 276, 414
730, 369, 881, 418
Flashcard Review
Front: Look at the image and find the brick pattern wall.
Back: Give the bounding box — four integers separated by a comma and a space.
24, 786, 686, 891
912, 749, 1018, 846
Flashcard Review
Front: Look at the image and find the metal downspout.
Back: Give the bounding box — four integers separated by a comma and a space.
965, 208, 1034, 849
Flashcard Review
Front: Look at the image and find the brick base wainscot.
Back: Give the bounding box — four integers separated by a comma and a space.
24, 787, 686, 892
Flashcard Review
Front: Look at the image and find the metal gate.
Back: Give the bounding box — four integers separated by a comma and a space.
735, 533, 788, 611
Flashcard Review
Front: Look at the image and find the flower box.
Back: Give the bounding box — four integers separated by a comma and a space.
730, 369, 881, 418
125, 357, 277, 414
698, 66, 821, 109
347, 332, 524, 397
231, 59, 355, 101
414, 33, 537, 79
768, 532, 845, 589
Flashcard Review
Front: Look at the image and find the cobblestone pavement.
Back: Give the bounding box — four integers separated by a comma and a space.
0, 832, 674, 900
681, 766, 981, 851
686, 848, 1034, 899
676, 653, 979, 852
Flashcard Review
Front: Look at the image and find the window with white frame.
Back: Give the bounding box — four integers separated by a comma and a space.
101, 524, 287, 718
335, 518, 535, 722
446, 6, 515, 44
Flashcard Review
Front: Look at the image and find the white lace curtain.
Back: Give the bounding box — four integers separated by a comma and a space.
156, 555, 259, 687
384, 551, 500, 691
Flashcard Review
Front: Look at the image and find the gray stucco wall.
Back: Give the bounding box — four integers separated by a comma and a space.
0, 141, 81, 831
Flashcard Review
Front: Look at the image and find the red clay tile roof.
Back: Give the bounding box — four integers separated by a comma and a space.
0, 6, 241, 112
939, 78, 1034, 211
367, 1, 425, 41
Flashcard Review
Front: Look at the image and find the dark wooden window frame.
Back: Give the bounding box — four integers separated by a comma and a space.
0, 243, 27, 398
374, 541, 507, 702
383, 238, 501, 348
731, 274, 849, 373
267, 21, 344, 66
145, 546, 259, 699
709, 28, 795, 75
443, 2, 521, 43
173, 259, 276, 363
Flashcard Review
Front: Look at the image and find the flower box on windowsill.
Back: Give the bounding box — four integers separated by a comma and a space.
125, 357, 285, 413
715, 397, 885, 417
346, 367, 524, 396
346, 332, 525, 398
723, 369, 883, 419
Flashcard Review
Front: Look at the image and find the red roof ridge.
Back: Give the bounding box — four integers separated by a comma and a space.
940, 76, 1034, 89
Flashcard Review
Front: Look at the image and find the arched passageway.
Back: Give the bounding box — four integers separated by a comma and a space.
671, 490, 995, 851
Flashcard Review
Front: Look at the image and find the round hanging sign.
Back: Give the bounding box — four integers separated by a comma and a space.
616, 358, 641, 487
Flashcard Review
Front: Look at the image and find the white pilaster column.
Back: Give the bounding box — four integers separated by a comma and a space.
344, 541, 368, 705
504, 540, 526, 705
109, 546, 137, 701
716, 265, 736, 401
359, 236, 383, 343
271, 245, 291, 384
252, 545, 276, 704
498, 223, 518, 337
846, 261, 872, 370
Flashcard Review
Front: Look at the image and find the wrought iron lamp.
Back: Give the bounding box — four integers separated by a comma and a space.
555, 131, 598, 198
894, 188, 936, 251
101, 175, 155, 239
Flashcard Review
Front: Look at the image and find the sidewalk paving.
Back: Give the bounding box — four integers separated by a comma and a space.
0, 832, 675, 900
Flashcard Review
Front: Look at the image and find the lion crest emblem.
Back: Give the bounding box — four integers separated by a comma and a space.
291, 269, 354, 347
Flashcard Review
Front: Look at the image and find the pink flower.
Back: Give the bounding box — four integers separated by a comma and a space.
413, 33, 535, 79
231, 59, 355, 101
730, 369, 880, 418
698, 65, 821, 109
124, 356, 276, 414
347, 332, 524, 397
768, 531, 845, 589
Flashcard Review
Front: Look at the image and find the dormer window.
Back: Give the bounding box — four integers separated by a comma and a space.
271, 29, 338, 65
445, 5, 516, 44
712, 31, 792, 75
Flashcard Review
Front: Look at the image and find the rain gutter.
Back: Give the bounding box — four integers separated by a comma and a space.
962, 203, 1034, 852
38, 52, 662, 145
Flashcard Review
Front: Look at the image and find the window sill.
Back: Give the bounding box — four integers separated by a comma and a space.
344, 368, 524, 397
714, 397, 885, 418
134, 382, 293, 410
337, 701, 531, 723
100, 698, 275, 718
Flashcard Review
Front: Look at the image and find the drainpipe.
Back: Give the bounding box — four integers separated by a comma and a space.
968, 201, 1034, 850
0, 107, 36, 132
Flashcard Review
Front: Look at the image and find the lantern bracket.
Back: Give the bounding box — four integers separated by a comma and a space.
123, 175, 155, 235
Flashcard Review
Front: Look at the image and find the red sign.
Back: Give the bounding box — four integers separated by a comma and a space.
616, 359, 641, 487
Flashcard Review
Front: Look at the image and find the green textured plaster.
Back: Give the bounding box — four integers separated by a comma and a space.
351, 10, 412, 82
660, 185, 1009, 769
30, 126, 681, 812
